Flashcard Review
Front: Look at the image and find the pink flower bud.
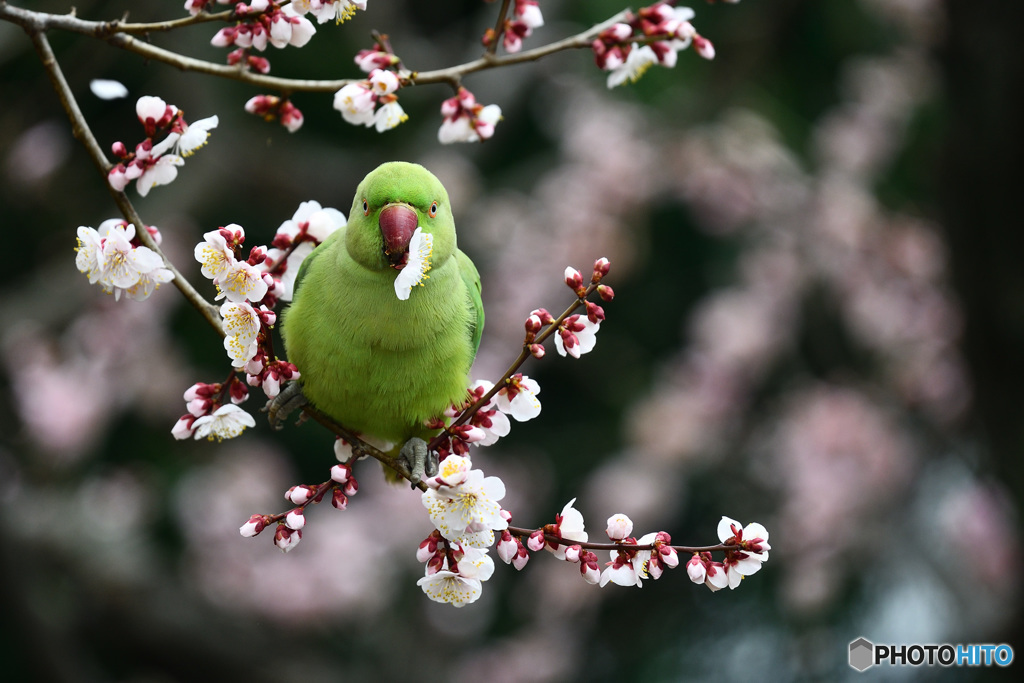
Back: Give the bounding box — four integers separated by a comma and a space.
585, 301, 606, 324
512, 541, 530, 570
686, 554, 706, 584
597, 284, 615, 302
331, 488, 348, 510
564, 266, 583, 291
344, 478, 358, 497
171, 414, 197, 440
580, 550, 601, 584
648, 557, 664, 580
330, 464, 351, 484
111, 141, 128, 158
606, 513, 634, 541
417, 532, 439, 562
274, 525, 301, 552
525, 314, 543, 335
239, 513, 266, 537
285, 508, 305, 530
527, 529, 546, 552
592, 257, 611, 281
286, 485, 315, 505
531, 308, 555, 325
563, 544, 582, 563
497, 530, 517, 564
693, 34, 715, 60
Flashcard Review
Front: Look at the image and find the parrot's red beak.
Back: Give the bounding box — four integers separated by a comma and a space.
379, 203, 418, 266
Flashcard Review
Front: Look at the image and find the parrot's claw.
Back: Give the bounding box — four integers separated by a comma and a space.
398, 437, 438, 487
265, 381, 308, 430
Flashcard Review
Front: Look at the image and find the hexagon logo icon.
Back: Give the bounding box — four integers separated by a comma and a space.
849, 637, 875, 672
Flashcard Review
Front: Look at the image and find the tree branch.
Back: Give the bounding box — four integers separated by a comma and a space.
20, 18, 224, 336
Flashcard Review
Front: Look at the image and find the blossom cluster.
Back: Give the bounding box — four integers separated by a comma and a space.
417, 455, 508, 606
438, 88, 503, 144
172, 201, 344, 439
239, 461, 361, 553
482, 0, 545, 53
75, 220, 173, 301
244, 94, 304, 132
333, 69, 408, 132
107, 96, 218, 196
686, 517, 771, 590
592, 3, 716, 88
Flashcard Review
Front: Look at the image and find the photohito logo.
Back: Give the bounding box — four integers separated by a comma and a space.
848, 637, 1014, 671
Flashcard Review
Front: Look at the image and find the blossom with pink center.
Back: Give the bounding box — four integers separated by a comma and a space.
416, 545, 494, 607
174, 115, 219, 157
135, 96, 176, 135
221, 301, 261, 367
607, 44, 659, 88
718, 516, 771, 588
555, 314, 600, 359
191, 404, 256, 441
495, 373, 541, 421
422, 457, 507, 543
195, 228, 239, 281
600, 546, 642, 587
215, 258, 269, 303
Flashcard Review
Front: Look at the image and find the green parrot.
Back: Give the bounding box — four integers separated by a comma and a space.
268, 161, 484, 482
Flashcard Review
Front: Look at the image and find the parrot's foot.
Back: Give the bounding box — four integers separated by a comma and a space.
398, 438, 438, 487
264, 381, 308, 430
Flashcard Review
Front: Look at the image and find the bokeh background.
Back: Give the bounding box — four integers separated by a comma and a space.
2, 0, 1022, 681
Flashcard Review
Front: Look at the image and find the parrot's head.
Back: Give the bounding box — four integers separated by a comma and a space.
346, 161, 457, 273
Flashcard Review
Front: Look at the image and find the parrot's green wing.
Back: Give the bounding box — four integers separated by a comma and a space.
456, 247, 484, 357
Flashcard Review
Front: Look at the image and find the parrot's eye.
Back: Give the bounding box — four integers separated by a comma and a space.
362, 199, 369, 216
428, 201, 438, 218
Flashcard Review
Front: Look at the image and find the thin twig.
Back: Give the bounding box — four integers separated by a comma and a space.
21, 21, 224, 336
1, 3, 628, 94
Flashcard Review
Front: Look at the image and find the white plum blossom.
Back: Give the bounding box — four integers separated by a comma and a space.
555, 315, 601, 359
422, 455, 507, 543
191, 404, 256, 441
495, 374, 542, 421
174, 115, 219, 157
549, 498, 588, 559
374, 99, 408, 132
195, 229, 238, 281
216, 259, 269, 303
333, 82, 377, 126
394, 227, 433, 300
75, 221, 173, 301
299, 0, 367, 24
607, 44, 659, 88
417, 545, 494, 607
718, 516, 771, 589
268, 6, 316, 49
266, 200, 345, 301
135, 135, 184, 197
221, 301, 261, 367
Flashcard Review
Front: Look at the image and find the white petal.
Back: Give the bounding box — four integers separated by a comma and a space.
90, 79, 128, 100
